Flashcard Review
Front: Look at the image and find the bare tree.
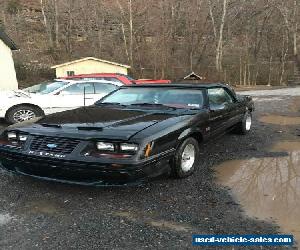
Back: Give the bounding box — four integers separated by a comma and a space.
40, 0, 53, 48
115, 0, 134, 68
208, 0, 228, 73
3, 0, 300, 85
54, 0, 59, 47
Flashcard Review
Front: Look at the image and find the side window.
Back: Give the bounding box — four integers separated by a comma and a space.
208, 88, 234, 109
223, 89, 235, 103
94, 83, 118, 95
61, 83, 94, 95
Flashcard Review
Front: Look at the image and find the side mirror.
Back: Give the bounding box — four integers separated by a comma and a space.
236, 96, 244, 102
56, 91, 69, 96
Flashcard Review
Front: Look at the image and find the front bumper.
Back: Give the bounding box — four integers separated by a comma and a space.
0, 148, 173, 186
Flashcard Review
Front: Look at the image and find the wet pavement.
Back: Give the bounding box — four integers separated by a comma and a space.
238, 86, 300, 96
215, 88, 300, 246
216, 140, 300, 243
0, 88, 300, 249
259, 115, 300, 126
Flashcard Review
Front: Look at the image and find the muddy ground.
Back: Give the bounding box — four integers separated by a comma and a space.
0, 88, 300, 250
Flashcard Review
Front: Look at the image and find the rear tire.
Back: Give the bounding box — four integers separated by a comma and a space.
171, 137, 200, 178
6, 105, 44, 124
234, 111, 252, 135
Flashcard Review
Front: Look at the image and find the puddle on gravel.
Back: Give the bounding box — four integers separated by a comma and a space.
148, 220, 192, 232
289, 98, 300, 112
114, 211, 192, 232
259, 115, 300, 125
17, 200, 62, 215
0, 213, 13, 226
216, 141, 300, 243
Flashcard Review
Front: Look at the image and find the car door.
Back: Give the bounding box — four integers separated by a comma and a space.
222, 87, 245, 127
207, 87, 235, 136
50, 82, 95, 112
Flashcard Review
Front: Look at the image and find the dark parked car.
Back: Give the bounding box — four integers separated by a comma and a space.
0, 83, 254, 186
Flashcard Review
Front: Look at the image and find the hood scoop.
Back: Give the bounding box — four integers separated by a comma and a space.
77, 126, 103, 132
41, 123, 62, 128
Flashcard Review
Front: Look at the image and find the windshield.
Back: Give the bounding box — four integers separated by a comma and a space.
24, 81, 69, 94
99, 87, 204, 109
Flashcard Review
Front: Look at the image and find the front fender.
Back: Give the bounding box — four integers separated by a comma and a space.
178, 128, 205, 144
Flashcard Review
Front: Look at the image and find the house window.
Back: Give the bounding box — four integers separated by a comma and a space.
67, 71, 75, 76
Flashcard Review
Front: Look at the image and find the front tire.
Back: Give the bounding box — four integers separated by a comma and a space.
171, 137, 200, 178
6, 105, 44, 124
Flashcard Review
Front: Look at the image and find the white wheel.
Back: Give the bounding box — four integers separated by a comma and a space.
234, 111, 252, 135
172, 137, 200, 178
13, 109, 36, 123
245, 113, 252, 131
181, 144, 196, 172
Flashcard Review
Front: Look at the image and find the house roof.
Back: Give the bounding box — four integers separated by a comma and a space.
183, 72, 204, 80
0, 30, 18, 50
51, 57, 131, 69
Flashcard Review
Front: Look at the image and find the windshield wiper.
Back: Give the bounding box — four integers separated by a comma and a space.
13, 90, 31, 98
129, 103, 176, 109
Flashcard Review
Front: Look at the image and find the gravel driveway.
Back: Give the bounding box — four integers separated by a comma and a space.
0, 88, 299, 250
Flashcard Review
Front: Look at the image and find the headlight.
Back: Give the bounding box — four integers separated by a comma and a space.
7, 132, 17, 140
96, 142, 115, 151
18, 134, 28, 142
120, 143, 138, 152
6, 131, 28, 143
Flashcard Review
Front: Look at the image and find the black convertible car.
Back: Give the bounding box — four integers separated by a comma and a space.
0, 83, 254, 186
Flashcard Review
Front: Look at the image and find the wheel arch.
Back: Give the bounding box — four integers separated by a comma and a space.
189, 132, 204, 144
178, 128, 204, 146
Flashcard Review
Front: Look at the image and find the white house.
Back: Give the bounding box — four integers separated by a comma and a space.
51, 57, 131, 78
0, 30, 18, 91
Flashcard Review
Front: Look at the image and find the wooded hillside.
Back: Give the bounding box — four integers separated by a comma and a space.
1, 0, 299, 85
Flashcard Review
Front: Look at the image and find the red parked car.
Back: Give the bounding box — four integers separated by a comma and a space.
134, 79, 171, 84
61, 73, 171, 85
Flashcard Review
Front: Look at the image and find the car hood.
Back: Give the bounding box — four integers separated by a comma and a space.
0, 91, 49, 108
14, 106, 189, 140
0, 90, 31, 99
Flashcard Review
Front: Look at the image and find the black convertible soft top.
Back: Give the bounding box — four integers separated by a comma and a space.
120, 82, 229, 89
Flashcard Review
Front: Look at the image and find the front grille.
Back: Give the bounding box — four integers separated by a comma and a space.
30, 136, 80, 154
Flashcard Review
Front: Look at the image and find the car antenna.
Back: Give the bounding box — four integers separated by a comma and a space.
84, 86, 86, 107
